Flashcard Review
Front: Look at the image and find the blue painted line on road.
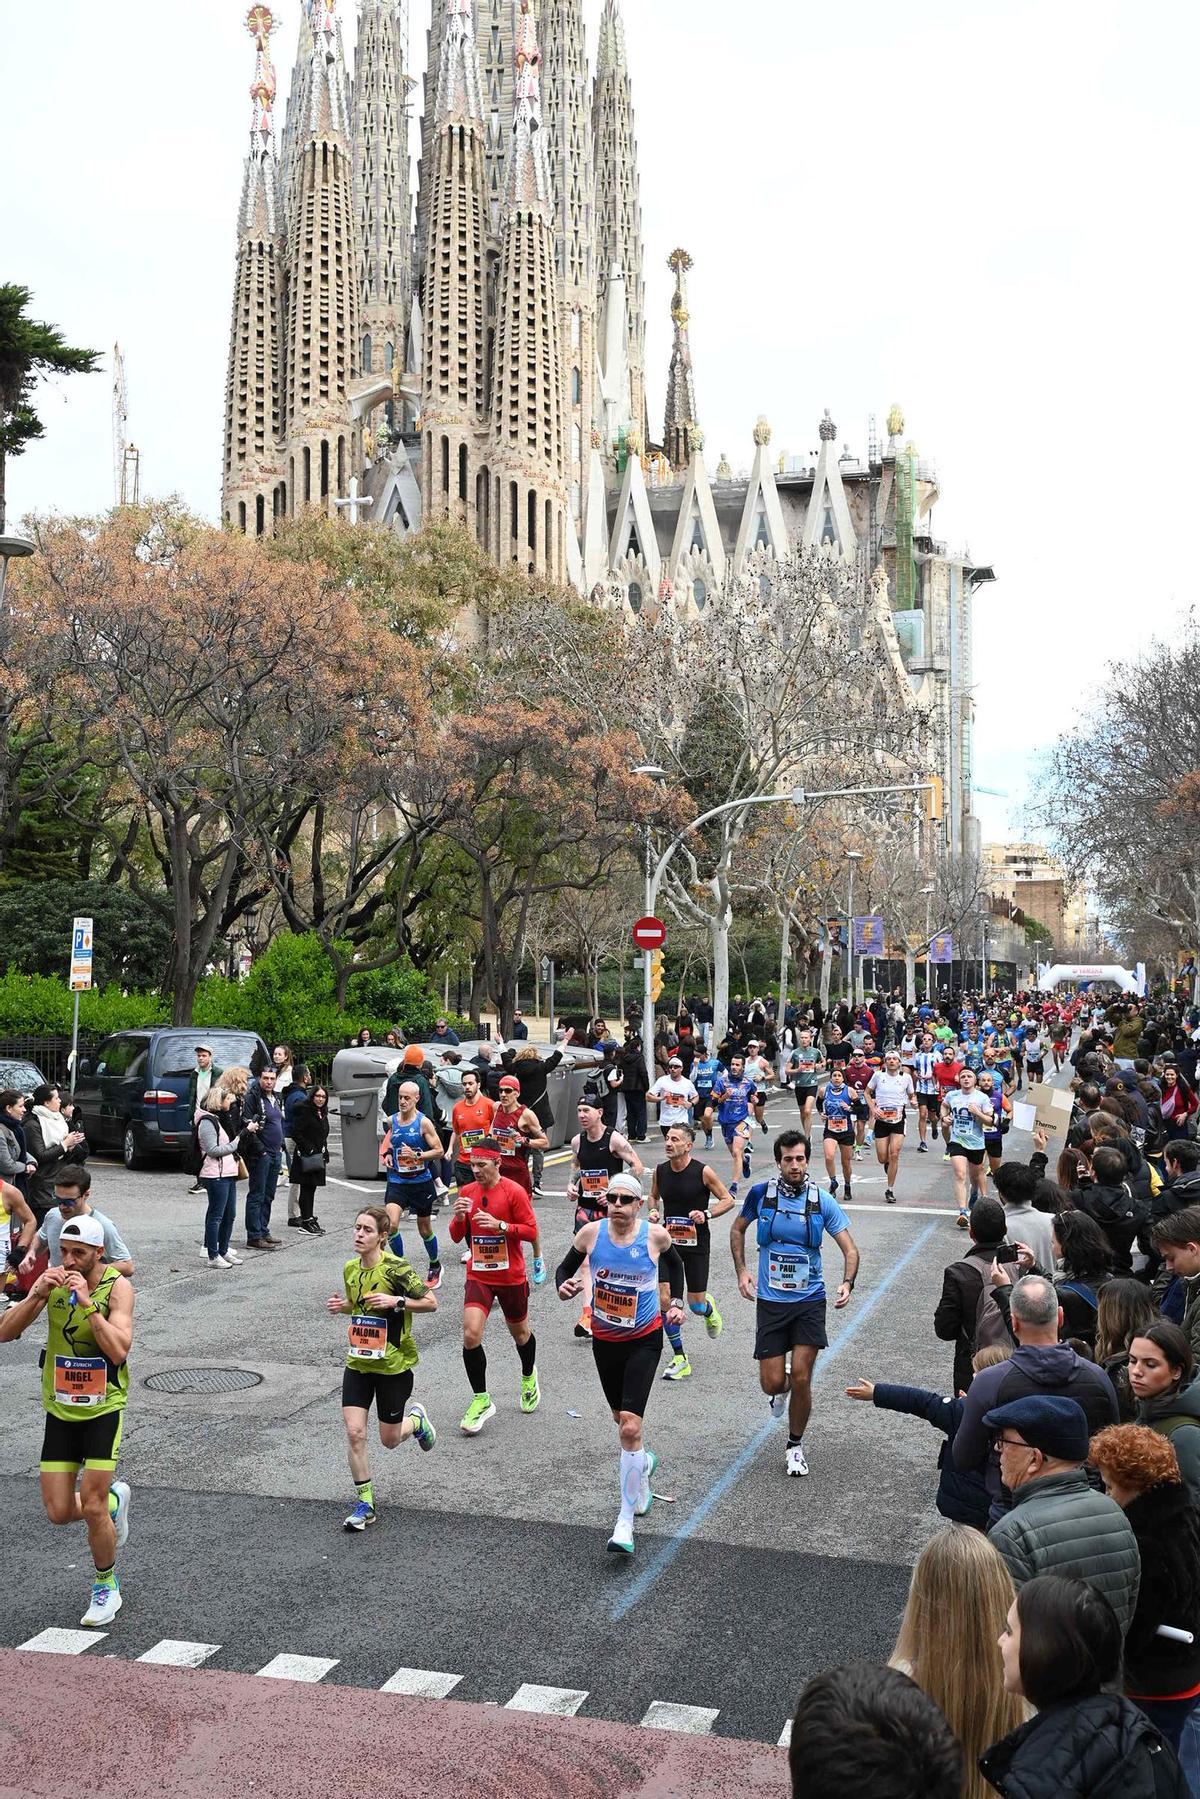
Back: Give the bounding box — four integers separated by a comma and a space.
609, 1218, 940, 1622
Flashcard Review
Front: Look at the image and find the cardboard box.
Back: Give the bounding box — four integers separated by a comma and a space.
1032, 1084, 1073, 1135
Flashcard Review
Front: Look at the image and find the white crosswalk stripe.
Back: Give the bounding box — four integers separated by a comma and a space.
255, 1653, 339, 1682
16, 1628, 106, 1655
380, 1666, 463, 1699
137, 1639, 221, 1668
640, 1701, 719, 1733
506, 1683, 589, 1716
777, 1719, 792, 1748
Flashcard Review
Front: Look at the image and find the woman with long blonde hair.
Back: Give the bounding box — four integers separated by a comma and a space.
891, 1525, 1026, 1799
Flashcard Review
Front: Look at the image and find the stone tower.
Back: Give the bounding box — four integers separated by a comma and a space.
353, 0, 412, 432
541, 0, 595, 525
663, 248, 700, 471
282, 0, 361, 516
592, 0, 645, 441
222, 5, 286, 535
421, 0, 490, 536
489, 0, 567, 579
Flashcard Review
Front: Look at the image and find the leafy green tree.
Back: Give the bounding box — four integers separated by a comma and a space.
0, 879, 173, 990
0, 285, 100, 530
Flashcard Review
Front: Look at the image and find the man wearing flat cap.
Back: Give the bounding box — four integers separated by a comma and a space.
984, 1393, 1141, 1633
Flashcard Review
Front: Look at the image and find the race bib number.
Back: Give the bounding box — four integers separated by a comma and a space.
460, 1129, 485, 1152
767, 1251, 810, 1295
53, 1355, 107, 1406
471, 1230, 509, 1273
593, 1279, 638, 1330
877, 1107, 900, 1123
580, 1169, 609, 1199
667, 1215, 699, 1247
493, 1126, 523, 1154
348, 1314, 388, 1361
397, 1144, 421, 1169
827, 1115, 848, 1133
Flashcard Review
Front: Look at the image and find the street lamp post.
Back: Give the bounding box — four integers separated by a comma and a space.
0, 535, 34, 606
846, 851, 863, 1011
923, 882, 936, 1004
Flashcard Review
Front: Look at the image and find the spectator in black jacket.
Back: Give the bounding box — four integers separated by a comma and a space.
934, 1199, 1011, 1394
504, 1037, 573, 1192
619, 1037, 650, 1142
844, 1345, 1012, 1531
289, 1085, 330, 1236
1075, 1142, 1141, 1274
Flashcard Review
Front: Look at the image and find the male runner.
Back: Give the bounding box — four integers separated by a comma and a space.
647, 1057, 700, 1138
448, 1066, 495, 1191
711, 1053, 758, 1196
932, 1038, 965, 1161
447, 1140, 540, 1433
912, 1032, 940, 1153
786, 1029, 824, 1138
0, 1215, 133, 1625
555, 1171, 684, 1555
977, 1067, 1013, 1179
567, 1092, 643, 1339
649, 1123, 734, 1379
1021, 1022, 1047, 1086
381, 1081, 445, 1288
23, 1167, 135, 1280
744, 1041, 774, 1134
1, 1178, 36, 1307
842, 1042, 875, 1161
691, 1046, 722, 1148
490, 1076, 550, 1285
817, 1064, 856, 1201
730, 1131, 858, 1478
865, 1049, 916, 1204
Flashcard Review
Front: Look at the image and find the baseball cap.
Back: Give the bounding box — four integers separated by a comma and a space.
59, 1216, 105, 1249
498, 1075, 521, 1091
982, 1394, 1089, 1462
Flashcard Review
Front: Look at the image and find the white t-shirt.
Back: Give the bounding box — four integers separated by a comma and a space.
649, 1077, 699, 1125
867, 1070, 914, 1122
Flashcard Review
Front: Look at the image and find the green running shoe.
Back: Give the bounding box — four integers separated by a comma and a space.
520, 1367, 540, 1413
704, 1296, 723, 1340
660, 1353, 692, 1382
407, 1401, 436, 1451
460, 1393, 497, 1435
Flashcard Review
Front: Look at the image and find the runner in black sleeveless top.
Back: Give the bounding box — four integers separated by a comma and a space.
568, 1092, 643, 1340
649, 1123, 735, 1380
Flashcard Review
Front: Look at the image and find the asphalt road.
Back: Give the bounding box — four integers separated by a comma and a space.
0, 1084, 1049, 1783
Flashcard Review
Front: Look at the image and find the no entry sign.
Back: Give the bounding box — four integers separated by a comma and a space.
632, 915, 667, 950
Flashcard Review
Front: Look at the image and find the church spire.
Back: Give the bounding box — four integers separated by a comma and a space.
282, 0, 361, 515
421, 0, 490, 537
541, 0, 595, 525
489, 0, 567, 580
352, 0, 412, 429
222, 4, 286, 535
592, 0, 645, 439
663, 248, 699, 471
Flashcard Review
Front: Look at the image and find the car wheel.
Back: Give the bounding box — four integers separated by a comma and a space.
123, 1125, 149, 1172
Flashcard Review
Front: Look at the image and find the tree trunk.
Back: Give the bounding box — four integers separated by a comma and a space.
709, 871, 733, 1045
590, 958, 599, 1019
618, 959, 625, 1021
778, 912, 791, 1031
819, 935, 833, 1012
904, 947, 916, 1007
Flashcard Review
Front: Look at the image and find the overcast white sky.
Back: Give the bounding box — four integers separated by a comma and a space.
8, 0, 1198, 842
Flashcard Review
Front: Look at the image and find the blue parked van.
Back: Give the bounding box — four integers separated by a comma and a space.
72, 1027, 270, 1169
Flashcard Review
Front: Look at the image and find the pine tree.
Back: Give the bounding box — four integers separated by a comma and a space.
0, 285, 99, 531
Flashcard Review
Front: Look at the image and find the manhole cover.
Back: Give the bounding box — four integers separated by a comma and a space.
143, 1367, 263, 1395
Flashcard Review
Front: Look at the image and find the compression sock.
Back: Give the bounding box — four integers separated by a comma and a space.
94, 1564, 117, 1589
517, 1333, 537, 1377
663, 1311, 684, 1354
389, 1230, 405, 1257
689, 1298, 713, 1317
424, 1234, 439, 1265
355, 1479, 374, 1508
463, 1344, 488, 1393
619, 1449, 646, 1524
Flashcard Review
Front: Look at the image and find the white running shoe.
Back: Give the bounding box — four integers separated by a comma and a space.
224, 1250, 244, 1265
110, 1480, 131, 1550
636, 1450, 658, 1517
81, 1580, 122, 1627
786, 1442, 809, 1478
769, 1391, 788, 1419
606, 1515, 635, 1555
207, 1256, 230, 1268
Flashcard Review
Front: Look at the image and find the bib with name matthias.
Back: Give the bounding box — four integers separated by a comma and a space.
42, 1268, 129, 1422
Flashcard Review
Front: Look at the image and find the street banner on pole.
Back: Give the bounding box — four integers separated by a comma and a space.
930, 931, 953, 965
852, 914, 884, 956
70, 917, 94, 992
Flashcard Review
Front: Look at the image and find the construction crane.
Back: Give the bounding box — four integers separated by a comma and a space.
111, 343, 140, 507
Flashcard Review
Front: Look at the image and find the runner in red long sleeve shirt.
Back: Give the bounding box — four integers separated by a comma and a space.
447, 1141, 541, 1436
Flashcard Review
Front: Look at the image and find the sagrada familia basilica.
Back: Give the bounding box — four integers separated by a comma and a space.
222, 0, 995, 857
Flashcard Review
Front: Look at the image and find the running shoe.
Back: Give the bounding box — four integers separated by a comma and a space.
729, 1179, 739, 1200
532, 1187, 546, 1199
786, 1442, 809, 1478
81, 1579, 121, 1627
885, 1188, 896, 1204
943, 1152, 951, 1163
636, 1449, 658, 1517
917, 1142, 928, 1154
661, 1353, 692, 1381
844, 1185, 853, 1203
829, 1177, 839, 1194
407, 1402, 436, 1451
704, 1295, 723, 1339
704, 1135, 714, 1149
956, 1210, 969, 1228
460, 1393, 496, 1435
606, 1516, 635, 1555
425, 1262, 443, 1291
574, 1307, 593, 1339
853, 1145, 863, 1161
532, 1256, 546, 1286
110, 1480, 131, 1551
742, 1152, 752, 1178
224, 1250, 244, 1265
760, 1120, 768, 1135
864, 1130, 874, 1146
343, 1500, 377, 1531
520, 1367, 541, 1413
769, 1391, 788, 1419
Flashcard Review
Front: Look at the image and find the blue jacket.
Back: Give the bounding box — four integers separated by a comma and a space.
872, 1382, 990, 1530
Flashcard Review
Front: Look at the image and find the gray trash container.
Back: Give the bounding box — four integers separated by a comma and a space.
332, 1047, 405, 1180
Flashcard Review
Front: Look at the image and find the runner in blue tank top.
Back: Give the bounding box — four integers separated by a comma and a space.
381, 1083, 446, 1289
730, 1130, 859, 1480
555, 1171, 685, 1557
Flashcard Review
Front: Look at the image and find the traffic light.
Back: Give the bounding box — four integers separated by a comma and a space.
649, 949, 664, 1002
